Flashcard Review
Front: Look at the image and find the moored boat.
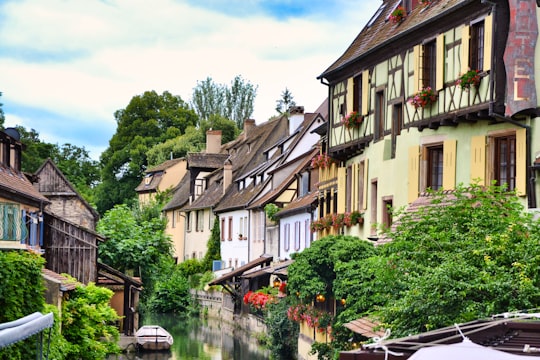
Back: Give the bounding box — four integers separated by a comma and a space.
135, 325, 173, 351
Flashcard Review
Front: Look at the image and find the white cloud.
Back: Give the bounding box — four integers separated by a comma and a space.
0, 0, 381, 159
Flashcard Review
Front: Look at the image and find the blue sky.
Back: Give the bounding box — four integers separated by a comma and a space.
0, 0, 380, 160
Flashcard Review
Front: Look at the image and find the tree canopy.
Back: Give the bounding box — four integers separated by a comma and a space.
275, 87, 296, 114
287, 184, 540, 356
96, 90, 198, 214
191, 75, 257, 128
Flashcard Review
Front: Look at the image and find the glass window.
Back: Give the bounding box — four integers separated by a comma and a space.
494, 135, 516, 191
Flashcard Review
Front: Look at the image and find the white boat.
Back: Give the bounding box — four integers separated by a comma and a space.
135, 325, 174, 351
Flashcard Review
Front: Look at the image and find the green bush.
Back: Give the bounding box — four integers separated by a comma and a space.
147, 266, 197, 315
0, 250, 46, 360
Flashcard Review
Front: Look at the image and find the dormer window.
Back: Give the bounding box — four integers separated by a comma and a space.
144, 174, 152, 185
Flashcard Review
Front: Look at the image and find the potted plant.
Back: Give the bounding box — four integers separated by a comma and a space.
311, 153, 334, 169
409, 86, 438, 108
457, 69, 481, 90
389, 6, 406, 24
342, 111, 363, 129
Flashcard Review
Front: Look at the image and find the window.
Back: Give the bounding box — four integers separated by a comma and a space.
284, 223, 290, 251
239, 217, 243, 238
196, 210, 204, 231
392, 103, 403, 159
243, 216, 248, 239
427, 145, 444, 190
221, 218, 225, 241
494, 135, 516, 191
382, 197, 393, 230
186, 211, 192, 232
294, 221, 301, 251
421, 40, 436, 89
375, 90, 385, 140
470, 20, 485, 71
304, 220, 310, 248
299, 172, 310, 197
228, 217, 233, 241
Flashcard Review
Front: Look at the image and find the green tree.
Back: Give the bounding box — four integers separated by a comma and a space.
61, 282, 121, 359
16, 126, 57, 173
275, 87, 296, 115
96, 90, 198, 214
97, 199, 174, 307
191, 75, 257, 128
202, 215, 221, 271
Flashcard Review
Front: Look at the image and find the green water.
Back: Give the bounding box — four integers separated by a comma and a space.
108, 314, 269, 360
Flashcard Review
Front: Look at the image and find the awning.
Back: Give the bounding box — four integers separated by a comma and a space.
208, 255, 273, 286
0, 312, 54, 348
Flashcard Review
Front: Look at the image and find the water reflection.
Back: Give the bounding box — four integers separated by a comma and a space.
108, 314, 269, 360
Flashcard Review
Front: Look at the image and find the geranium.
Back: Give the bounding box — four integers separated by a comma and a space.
310, 211, 364, 232
311, 153, 334, 169
288, 305, 334, 334
389, 6, 406, 24
243, 290, 274, 309
457, 69, 481, 90
409, 86, 438, 108
342, 111, 363, 129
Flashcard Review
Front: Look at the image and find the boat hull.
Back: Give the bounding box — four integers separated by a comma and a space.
135, 325, 173, 351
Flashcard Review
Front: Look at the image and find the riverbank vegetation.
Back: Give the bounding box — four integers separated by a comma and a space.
284, 183, 540, 359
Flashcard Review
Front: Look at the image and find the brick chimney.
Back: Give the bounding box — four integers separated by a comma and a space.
243, 119, 256, 140
289, 106, 304, 134
206, 129, 222, 154
223, 158, 232, 194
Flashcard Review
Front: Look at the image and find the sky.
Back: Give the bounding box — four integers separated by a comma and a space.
0, 0, 381, 160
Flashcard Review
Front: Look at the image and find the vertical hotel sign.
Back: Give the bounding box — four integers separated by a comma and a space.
503, 0, 538, 116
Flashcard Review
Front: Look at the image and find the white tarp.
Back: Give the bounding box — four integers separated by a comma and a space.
408, 339, 529, 360
0, 312, 54, 348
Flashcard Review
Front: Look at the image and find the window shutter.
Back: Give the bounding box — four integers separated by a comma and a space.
461, 25, 470, 75
346, 77, 354, 115
470, 136, 486, 185
362, 159, 369, 210
351, 163, 358, 212
436, 34, 445, 91
442, 140, 457, 190
337, 166, 347, 213
515, 128, 527, 196
483, 14, 493, 72
362, 70, 369, 115
413, 45, 422, 94
408, 146, 420, 203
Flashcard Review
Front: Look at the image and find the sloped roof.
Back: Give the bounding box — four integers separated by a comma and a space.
191, 115, 290, 213
162, 172, 191, 211
320, 0, 473, 80
274, 192, 318, 218
135, 171, 163, 192
207, 255, 273, 286
35, 159, 99, 219
188, 153, 229, 169
248, 148, 318, 210
0, 163, 49, 206
146, 158, 184, 173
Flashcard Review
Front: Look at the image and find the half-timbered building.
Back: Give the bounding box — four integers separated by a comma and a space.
316, 0, 540, 241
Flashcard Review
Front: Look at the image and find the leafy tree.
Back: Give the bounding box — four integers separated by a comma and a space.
199, 114, 240, 144
97, 90, 198, 214
62, 282, 121, 359
275, 87, 296, 114
97, 199, 174, 307
147, 266, 195, 314
16, 126, 57, 173
145, 126, 204, 167
191, 75, 257, 128
202, 215, 221, 271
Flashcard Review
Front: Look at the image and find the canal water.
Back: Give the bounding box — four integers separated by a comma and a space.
107, 313, 269, 360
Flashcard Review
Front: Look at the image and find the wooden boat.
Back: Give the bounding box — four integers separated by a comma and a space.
135, 325, 173, 351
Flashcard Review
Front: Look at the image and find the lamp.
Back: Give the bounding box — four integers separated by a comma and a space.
273, 278, 281, 288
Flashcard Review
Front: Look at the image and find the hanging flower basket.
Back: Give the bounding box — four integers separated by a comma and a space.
389, 6, 406, 24
311, 153, 334, 169
409, 86, 438, 108
342, 111, 363, 129
456, 69, 481, 90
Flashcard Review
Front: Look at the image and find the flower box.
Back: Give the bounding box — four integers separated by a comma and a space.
409, 86, 438, 108
342, 111, 363, 129
457, 69, 481, 90
389, 6, 406, 24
